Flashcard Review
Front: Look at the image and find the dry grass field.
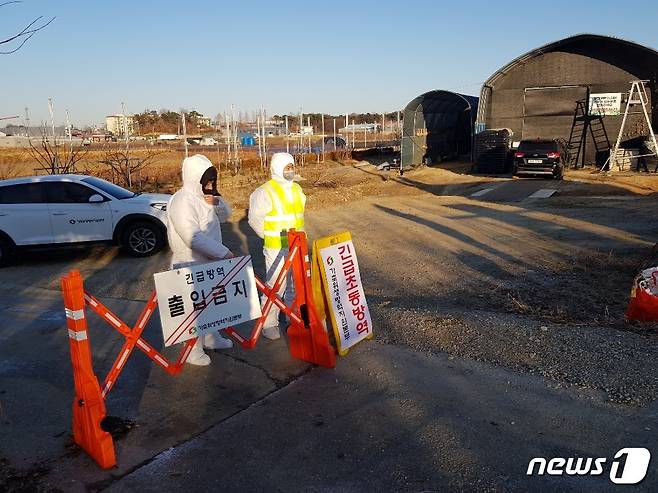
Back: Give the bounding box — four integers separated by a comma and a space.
0, 144, 366, 212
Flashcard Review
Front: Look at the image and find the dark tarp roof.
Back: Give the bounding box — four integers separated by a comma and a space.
404, 90, 478, 116
484, 34, 658, 87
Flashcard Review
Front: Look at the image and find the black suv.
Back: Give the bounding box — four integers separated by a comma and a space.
513, 140, 565, 179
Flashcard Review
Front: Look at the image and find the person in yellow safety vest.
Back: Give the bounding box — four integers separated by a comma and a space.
248, 152, 305, 340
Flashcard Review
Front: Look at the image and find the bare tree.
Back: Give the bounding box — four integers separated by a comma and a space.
98, 147, 164, 189
0, 1, 55, 54
29, 124, 87, 174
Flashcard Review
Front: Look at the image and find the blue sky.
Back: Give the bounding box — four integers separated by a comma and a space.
1, 0, 656, 126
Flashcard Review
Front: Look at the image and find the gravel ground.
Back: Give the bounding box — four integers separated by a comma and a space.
304, 168, 658, 408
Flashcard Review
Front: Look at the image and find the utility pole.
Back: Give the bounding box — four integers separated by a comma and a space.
122, 102, 132, 186
306, 116, 310, 154
397, 111, 401, 139
224, 110, 230, 165
285, 115, 289, 153
333, 118, 337, 151
65, 109, 73, 156
256, 109, 262, 169
181, 112, 188, 158
260, 106, 267, 169
24, 107, 31, 141
48, 98, 59, 173
299, 108, 304, 166
321, 113, 325, 162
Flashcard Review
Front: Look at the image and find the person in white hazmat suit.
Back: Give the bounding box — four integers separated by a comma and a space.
248, 152, 305, 340
168, 154, 235, 366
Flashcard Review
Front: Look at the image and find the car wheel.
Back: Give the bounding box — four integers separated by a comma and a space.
0, 237, 13, 267
122, 221, 165, 257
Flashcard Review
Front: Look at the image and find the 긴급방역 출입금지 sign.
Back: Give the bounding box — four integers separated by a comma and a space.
315, 231, 373, 355
588, 93, 622, 116
154, 255, 262, 346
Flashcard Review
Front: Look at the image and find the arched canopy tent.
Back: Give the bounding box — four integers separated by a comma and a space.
401, 90, 478, 168
476, 34, 658, 165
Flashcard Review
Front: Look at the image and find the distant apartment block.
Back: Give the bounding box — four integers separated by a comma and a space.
105, 114, 135, 136
195, 116, 211, 127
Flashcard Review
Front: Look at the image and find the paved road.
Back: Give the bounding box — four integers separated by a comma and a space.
107, 343, 658, 493
1, 182, 657, 491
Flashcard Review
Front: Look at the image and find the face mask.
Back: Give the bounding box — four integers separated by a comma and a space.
283, 170, 295, 181
202, 182, 216, 195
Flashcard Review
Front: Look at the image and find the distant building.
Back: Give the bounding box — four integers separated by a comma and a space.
339, 123, 379, 133
90, 133, 115, 142
301, 125, 314, 135
105, 114, 135, 137
265, 119, 285, 127
195, 115, 211, 128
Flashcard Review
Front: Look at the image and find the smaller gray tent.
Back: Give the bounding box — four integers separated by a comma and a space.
401, 90, 478, 168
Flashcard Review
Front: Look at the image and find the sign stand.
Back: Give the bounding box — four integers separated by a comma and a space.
312, 231, 374, 356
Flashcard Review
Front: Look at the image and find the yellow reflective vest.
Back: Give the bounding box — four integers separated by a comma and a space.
262, 179, 305, 249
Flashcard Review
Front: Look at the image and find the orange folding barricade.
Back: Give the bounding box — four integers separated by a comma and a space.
61, 230, 335, 469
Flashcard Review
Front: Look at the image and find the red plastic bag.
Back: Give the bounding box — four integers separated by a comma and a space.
626, 274, 658, 322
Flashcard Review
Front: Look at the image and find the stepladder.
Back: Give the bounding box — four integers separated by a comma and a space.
607, 80, 658, 171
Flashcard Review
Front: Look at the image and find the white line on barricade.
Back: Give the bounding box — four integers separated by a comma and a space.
117, 349, 130, 370
84, 295, 98, 307
105, 313, 122, 328
154, 355, 169, 367
138, 308, 152, 329
136, 339, 151, 352
102, 381, 112, 397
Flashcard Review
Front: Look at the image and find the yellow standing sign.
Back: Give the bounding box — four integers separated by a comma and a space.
311, 231, 373, 356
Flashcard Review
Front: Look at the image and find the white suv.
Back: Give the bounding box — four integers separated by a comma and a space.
0, 174, 171, 266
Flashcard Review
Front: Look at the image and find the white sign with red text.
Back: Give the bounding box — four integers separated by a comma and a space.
319, 239, 372, 352
154, 255, 261, 346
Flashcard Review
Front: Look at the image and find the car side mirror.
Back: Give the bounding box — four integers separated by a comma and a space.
89, 194, 105, 203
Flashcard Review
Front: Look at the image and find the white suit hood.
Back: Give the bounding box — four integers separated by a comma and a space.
182, 154, 214, 197
270, 152, 295, 187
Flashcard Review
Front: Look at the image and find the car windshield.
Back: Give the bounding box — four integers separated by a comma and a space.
81, 176, 135, 199
518, 141, 558, 153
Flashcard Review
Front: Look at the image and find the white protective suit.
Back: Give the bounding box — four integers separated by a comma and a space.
248, 153, 306, 339
167, 154, 234, 365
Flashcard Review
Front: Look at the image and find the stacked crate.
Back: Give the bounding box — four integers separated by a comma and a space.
474, 129, 512, 174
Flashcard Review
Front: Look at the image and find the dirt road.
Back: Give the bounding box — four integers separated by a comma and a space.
1, 162, 657, 491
